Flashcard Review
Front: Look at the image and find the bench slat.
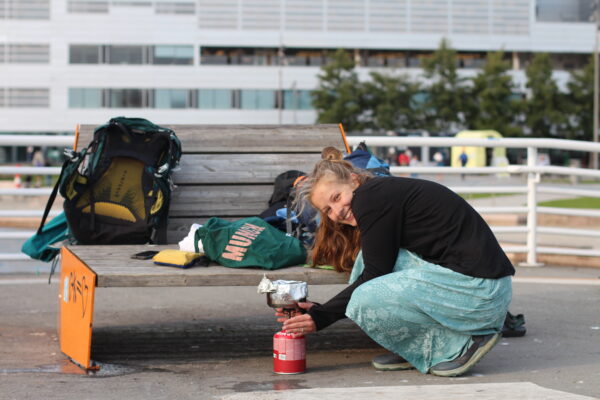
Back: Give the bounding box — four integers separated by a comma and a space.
170, 184, 273, 217
167, 217, 280, 244
66, 245, 347, 287
174, 153, 320, 184
79, 124, 342, 153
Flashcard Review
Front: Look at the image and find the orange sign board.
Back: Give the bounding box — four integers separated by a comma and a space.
59, 247, 97, 369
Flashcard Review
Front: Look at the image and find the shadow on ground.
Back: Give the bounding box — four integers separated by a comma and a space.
91, 318, 379, 363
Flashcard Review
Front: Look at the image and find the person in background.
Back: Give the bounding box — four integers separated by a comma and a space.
409, 153, 419, 178
433, 151, 445, 181
397, 150, 410, 167
397, 149, 411, 177
31, 148, 46, 188
277, 148, 513, 377
433, 151, 444, 166
459, 148, 469, 181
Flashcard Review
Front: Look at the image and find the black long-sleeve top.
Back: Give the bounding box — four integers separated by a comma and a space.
307, 177, 515, 331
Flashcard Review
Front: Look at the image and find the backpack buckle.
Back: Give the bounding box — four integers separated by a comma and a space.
157, 163, 169, 175
64, 149, 78, 160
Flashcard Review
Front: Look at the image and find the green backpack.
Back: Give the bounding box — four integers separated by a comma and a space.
36, 117, 182, 247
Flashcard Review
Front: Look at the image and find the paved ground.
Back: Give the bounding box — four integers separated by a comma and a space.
1, 265, 599, 400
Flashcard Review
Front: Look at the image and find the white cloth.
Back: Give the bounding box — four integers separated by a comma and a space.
178, 223, 203, 253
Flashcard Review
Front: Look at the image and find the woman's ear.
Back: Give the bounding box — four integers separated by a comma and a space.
350, 173, 360, 188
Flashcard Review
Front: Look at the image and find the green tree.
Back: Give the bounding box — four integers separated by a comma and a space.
312, 49, 364, 132
421, 38, 467, 133
565, 56, 594, 141
524, 53, 567, 137
362, 71, 423, 132
466, 51, 522, 137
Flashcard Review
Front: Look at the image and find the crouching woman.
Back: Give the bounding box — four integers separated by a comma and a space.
278, 150, 514, 377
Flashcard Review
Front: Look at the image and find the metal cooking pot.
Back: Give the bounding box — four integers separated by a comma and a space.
265, 280, 307, 309
266, 292, 306, 309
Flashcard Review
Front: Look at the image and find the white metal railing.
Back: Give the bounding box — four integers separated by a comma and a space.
1, 134, 600, 265
348, 136, 600, 266
0, 135, 72, 261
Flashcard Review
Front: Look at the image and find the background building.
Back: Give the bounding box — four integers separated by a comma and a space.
0, 0, 596, 148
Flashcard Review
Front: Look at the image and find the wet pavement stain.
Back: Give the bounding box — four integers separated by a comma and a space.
220, 379, 309, 393
0, 359, 140, 377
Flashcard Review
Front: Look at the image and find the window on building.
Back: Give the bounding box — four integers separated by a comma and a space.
285, 49, 324, 67
286, 54, 307, 66
549, 53, 589, 70
282, 90, 313, 110
5, 88, 49, 107
458, 53, 486, 69
366, 53, 386, 67
536, 0, 592, 23
155, 1, 195, 14
70, 45, 102, 64
153, 45, 193, 65
69, 88, 103, 108
200, 48, 229, 65
240, 90, 276, 109
67, 0, 109, 13
255, 49, 278, 65
109, 89, 144, 107
155, 89, 189, 108
0, 0, 50, 19
227, 50, 242, 65
407, 53, 432, 68
200, 47, 281, 66
0, 44, 50, 63
239, 49, 277, 66
111, 1, 152, 9
198, 89, 233, 109
108, 45, 144, 64
364, 51, 406, 68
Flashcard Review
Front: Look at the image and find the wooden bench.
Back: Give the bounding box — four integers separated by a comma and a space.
58, 124, 349, 369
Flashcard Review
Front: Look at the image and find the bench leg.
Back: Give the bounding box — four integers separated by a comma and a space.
58, 247, 98, 370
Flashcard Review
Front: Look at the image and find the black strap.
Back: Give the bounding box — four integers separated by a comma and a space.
153, 201, 169, 244
89, 183, 96, 232
110, 120, 131, 137
150, 182, 169, 244
37, 158, 69, 235
285, 196, 293, 236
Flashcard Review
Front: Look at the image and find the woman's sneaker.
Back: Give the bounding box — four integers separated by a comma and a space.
429, 333, 500, 377
372, 352, 414, 371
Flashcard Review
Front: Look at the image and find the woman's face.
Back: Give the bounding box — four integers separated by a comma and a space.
311, 174, 359, 226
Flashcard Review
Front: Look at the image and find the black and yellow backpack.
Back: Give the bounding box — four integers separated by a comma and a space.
39, 117, 182, 245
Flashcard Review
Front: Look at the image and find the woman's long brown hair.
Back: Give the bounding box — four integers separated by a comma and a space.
297, 147, 371, 272
310, 215, 361, 272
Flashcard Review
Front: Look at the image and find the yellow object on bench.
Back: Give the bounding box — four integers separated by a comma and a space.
153, 249, 204, 269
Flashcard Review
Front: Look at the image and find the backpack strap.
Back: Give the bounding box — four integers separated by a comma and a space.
37, 145, 89, 235
110, 119, 131, 137
37, 158, 70, 235
285, 196, 293, 236
152, 196, 170, 244
157, 130, 181, 176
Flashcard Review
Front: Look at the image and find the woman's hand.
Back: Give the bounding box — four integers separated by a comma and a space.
275, 302, 317, 335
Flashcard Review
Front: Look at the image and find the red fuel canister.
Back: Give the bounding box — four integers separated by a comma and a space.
273, 330, 306, 374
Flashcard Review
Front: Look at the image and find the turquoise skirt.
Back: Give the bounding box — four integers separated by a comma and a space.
346, 250, 512, 373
